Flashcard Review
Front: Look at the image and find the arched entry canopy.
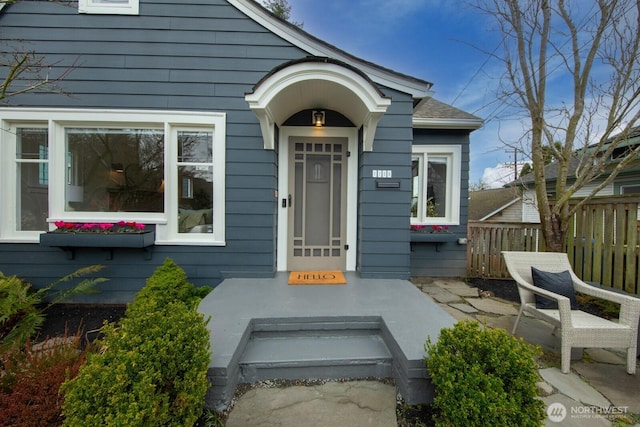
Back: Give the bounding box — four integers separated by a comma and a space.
245, 57, 391, 151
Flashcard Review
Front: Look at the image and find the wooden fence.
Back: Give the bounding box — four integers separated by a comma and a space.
467, 196, 640, 296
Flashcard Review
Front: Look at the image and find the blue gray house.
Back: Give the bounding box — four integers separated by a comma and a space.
0, 0, 482, 303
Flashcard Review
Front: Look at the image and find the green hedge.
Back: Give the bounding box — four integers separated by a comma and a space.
61, 259, 211, 427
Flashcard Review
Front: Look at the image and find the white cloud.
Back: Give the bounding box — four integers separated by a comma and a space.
481, 163, 525, 189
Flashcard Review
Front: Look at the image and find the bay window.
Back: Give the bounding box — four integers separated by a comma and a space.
411, 145, 461, 225
0, 109, 225, 245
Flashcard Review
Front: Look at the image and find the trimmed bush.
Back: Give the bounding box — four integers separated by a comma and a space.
61, 259, 211, 427
130, 258, 211, 311
425, 320, 545, 427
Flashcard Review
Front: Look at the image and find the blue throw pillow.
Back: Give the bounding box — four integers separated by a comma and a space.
531, 267, 578, 310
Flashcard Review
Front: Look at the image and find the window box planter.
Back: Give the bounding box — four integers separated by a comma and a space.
410, 232, 457, 243
410, 232, 457, 252
40, 231, 155, 259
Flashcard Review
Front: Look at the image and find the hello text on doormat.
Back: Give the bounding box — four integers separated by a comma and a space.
288, 271, 347, 285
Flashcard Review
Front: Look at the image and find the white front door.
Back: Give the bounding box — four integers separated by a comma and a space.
287, 136, 347, 271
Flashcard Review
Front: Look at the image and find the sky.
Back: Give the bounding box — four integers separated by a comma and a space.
287, 0, 523, 187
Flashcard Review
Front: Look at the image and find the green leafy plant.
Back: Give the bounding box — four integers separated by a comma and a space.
61, 259, 211, 427
425, 320, 545, 427
0, 266, 106, 350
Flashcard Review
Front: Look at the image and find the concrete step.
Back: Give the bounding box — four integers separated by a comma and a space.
238, 329, 393, 382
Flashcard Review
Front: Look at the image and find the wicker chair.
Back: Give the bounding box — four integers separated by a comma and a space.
502, 251, 640, 374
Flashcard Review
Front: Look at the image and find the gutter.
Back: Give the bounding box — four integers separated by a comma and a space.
413, 117, 484, 131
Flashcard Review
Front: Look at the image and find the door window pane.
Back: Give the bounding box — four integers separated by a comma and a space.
65, 128, 164, 212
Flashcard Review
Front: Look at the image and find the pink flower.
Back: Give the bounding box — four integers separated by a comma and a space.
52, 220, 146, 233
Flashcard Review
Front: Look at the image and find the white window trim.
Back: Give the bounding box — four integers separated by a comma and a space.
0, 108, 225, 245
155, 125, 226, 246
411, 144, 461, 226
79, 0, 139, 15
0, 122, 50, 242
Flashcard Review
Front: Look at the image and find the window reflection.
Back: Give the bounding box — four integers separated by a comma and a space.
17, 128, 49, 230
177, 131, 214, 234
65, 128, 164, 212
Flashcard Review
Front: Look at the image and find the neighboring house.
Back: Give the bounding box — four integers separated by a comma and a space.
468, 187, 523, 222
0, 0, 482, 302
518, 126, 640, 222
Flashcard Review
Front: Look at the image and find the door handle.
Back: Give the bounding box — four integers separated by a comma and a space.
282, 195, 293, 208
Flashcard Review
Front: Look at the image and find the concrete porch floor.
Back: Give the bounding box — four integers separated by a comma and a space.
197, 272, 456, 411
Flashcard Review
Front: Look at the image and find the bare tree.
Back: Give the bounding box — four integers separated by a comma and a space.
477, 0, 640, 251
1, 1, 74, 103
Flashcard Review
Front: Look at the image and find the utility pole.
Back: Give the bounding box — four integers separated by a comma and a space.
505, 148, 518, 180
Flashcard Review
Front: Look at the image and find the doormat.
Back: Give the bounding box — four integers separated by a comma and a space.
288, 271, 347, 285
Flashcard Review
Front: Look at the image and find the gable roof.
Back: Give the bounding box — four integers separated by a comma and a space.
413, 97, 483, 130
228, 0, 433, 99
469, 187, 521, 221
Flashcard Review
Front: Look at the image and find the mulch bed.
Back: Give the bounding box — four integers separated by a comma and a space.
36, 304, 127, 344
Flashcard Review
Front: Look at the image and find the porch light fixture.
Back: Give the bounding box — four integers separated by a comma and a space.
313, 110, 325, 127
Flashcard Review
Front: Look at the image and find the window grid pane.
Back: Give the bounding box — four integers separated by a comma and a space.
426, 156, 448, 218
16, 128, 49, 231
177, 131, 214, 234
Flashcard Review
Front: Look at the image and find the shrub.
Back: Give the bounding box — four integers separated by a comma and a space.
0, 333, 86, 427
61, 259, 211, 427
130, 258, 212, 310
425, 320, 545, 427
0, 266, 106, 351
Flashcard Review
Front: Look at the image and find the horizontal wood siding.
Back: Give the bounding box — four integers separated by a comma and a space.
409, 129, 471, 278
358, 90, 413, 279
0, 0, 442, 299
0, 0, 307, 301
